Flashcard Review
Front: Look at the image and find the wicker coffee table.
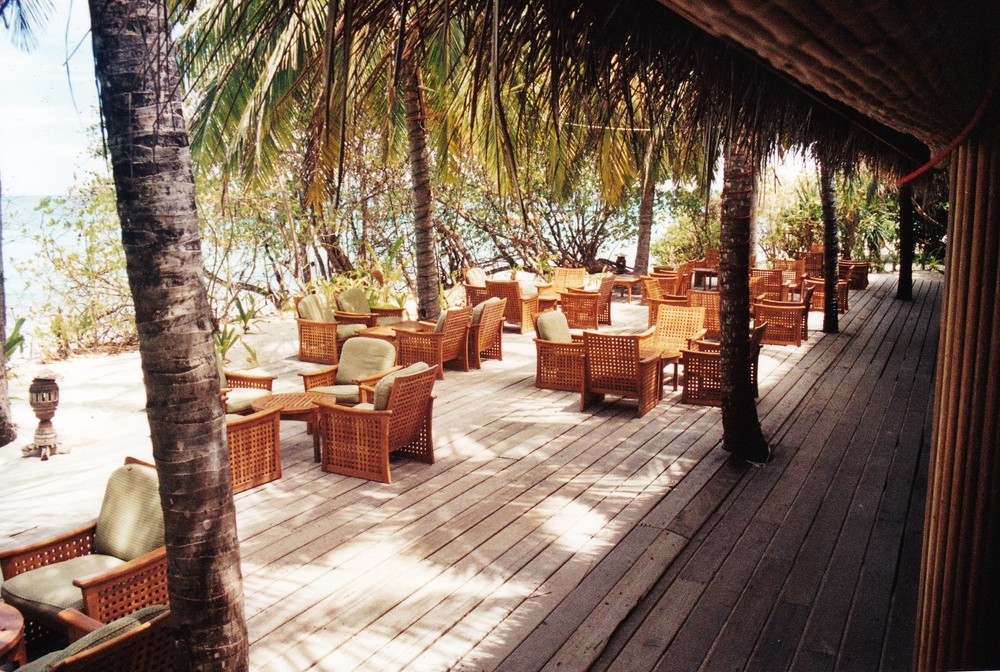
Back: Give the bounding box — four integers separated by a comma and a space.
0, 603, 26, 669
251, 392, 330, 462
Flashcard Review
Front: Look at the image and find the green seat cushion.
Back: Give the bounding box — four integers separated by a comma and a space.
94, 463, 164, 561
536, 311, 573, 342
375, 315, 403, 326
224, 413, 245, 423
1, 554, 125, 622
353, 402, 376, 411
298, 294, 335, 322
432, 311, 448, 333
225, 387, 271, 414
337, 287, 371, 315
336, 337, 397, 385
373, 362, 430, 411
19, 605, 169, 672
309, 384, 362, 405
471, 297, 502, 325
336, 323, 367, 339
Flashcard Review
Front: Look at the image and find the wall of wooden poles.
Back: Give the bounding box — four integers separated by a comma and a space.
916, 122, 1000, 671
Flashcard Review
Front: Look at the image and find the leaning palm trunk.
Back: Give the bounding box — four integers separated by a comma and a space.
0, 175, 15, 446
719, 143, 768, 463
403, 58, 441, 321
819, 159, 840, 333
88, 0, 248, 669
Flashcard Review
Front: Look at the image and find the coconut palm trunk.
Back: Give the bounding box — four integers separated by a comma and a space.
633, 139, 656, 275
819, 159, 840, 333
719, 143, 768, 463
897, 183, 914, 301
88, 0, 248, 669
402, 57, 441, 321
0, 175, 14, 446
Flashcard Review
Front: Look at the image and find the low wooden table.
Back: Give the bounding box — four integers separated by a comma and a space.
251, 392, 330, 463
612, 275, 643, 303
0, 603, 27, 669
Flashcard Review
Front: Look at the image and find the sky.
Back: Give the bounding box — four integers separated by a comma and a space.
0, 2, 103, 198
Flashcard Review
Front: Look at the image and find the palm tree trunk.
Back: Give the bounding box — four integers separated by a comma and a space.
720, 143, 768, 463
88, 1, 248, 669
402, 58, 441, 320
819, 160, 840, 333
633, 142, 655, 275
0, 174, 15, 446
897, 184, 914, 301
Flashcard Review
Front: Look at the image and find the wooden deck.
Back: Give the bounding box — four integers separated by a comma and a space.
0, 271, 939, 671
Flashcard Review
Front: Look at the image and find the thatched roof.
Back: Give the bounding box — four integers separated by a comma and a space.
653, 0, 997, 146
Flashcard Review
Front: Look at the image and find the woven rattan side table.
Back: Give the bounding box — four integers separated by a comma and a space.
251, 392, 330, 462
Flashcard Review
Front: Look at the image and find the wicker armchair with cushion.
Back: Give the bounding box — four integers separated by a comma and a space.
218, 357, 276, 415
468, 297, 506, 369
463, 267, 489, 306
317, 363, 438, 483
581, 328, 663, 418
295, 293, 367, 364
0, 460, 167, 648
394, 305, 473, 379
300, 336, 400, 405
334, 286, 407, 328
225, 408, 282, 494
533, 310, 585, 391
19, 605, 172, 672
653, 305, 707, 390
485, 279, 539, 334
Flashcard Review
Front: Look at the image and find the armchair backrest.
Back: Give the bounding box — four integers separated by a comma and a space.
336, 287, 372, 315
583, 331, 643, 394
596, 274, 615, 303
439, 306, 473, 360
552, 267, 587, 294
297, 293, 335, 322
335, 337, 397, 385
655, 305, 706, 353
559, 290, 600, 330
688, 290, 720, 335
93, 463, 164, 562
34, 606, 172, 672
641, 276, 664, 302
384, 365, 438, 450
749, 268, 784, 301
472, 298, 506, 348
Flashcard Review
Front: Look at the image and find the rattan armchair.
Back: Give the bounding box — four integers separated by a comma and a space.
537, 267, 587, 307
334, 286, 407, 327
750, 268, 785, 301
0, 459, 168, 648
485, 279, 539, 334
559, 290, 601, 330
21, 606, 172, 672
774, 258, 807, 299
218, 360, 276, 415
468, 297, 506, 368
760, 283, 814, 341
226, 407, 282, 494
581, 328, 663, 418
294, 293, 366, 364
533, 310, 585, 391
316, 364, 438, 483
681, 322, 768, 405
647, 293, 689, 327
653, 305, 707, 390
300, 336, 400, 404
804, 277, 849, 314
394, 305, 473, 379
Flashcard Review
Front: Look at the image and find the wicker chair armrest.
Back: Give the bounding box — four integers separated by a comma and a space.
225, 371, 276, 390
75, 546, 168, 623
533, 337, 585, 351
0, 521, 98, 579
59, 608, 106, 643
636, 326, 656, 348
359, 384, 377, 404
694, 339, 720, 353
417, 320, 437, 330
639, 349, 663, 365
299, 364, 340, 390
571, 333, 585, 343
333, 311, 377, 327
686, 328, 709, 347
354, 365, 403, 386
371, 306, 406, 318
565, 287, 598, 295
535, 281, 553, 291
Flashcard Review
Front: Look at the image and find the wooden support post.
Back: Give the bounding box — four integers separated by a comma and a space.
916, 128, 1000, 671
897, 184, 914, 301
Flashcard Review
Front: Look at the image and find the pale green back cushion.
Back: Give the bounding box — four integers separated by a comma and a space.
433, 311, 448, 333
536, 311, 573, 342
373, 362, 429, 411
336, 337, 397, 385
298, 294, 335, 322
471, 297, 501, 324
337, 287, 371, 314
466, 267, 487, 286
93, 464, 165, 561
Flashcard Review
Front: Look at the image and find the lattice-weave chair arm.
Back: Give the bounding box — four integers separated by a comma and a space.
333, 310, 377, 327
300, 364, 340, 390
0, 522, 97, 580
225, 371, 275, 390
75, 546, 168, 625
